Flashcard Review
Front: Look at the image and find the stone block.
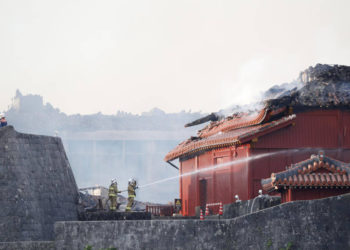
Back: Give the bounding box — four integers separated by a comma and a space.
0, 126, 79, 241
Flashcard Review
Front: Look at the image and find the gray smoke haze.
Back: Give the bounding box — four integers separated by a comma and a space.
218, 80, 303, 116
5, 90, 203, 203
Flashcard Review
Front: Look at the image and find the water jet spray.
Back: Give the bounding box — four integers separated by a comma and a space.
138, 148, 304, 189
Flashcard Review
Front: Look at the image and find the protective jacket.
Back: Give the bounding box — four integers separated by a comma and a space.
108, 183, 119, 197
126, 183, 137, 212
128, 184, 136, 197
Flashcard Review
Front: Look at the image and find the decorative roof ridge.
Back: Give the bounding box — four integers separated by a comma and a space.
198, 108, 269, 138
276, 157, 348, 180
261, 153, 350, 191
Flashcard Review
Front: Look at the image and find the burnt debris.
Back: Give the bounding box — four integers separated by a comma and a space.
186, 64, 350, 127
184, 112, 222, 127
266, 64, 350, 110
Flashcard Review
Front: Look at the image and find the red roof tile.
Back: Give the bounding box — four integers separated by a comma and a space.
262, 154, 350, 192
164, 114, 296, 162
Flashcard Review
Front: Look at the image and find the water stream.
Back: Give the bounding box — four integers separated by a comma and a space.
138, 149, 301, 189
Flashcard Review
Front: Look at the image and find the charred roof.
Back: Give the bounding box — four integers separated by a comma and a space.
186, 64, 350, 128
266, 64, 350, 110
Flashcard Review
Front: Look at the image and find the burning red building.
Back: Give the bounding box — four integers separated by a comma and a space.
165, 64, 350, 216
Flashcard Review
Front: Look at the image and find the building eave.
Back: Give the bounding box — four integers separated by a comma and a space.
164, 114, 296, 162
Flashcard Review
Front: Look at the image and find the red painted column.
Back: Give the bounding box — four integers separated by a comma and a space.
246, 144, 252, 199
180, 161, 183, 215
212, 152, 216, 203
195, 156, 199, 210
230, 147, 235, 203
287, 189, 293, 202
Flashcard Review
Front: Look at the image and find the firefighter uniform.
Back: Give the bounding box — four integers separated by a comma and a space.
108, 181, 119, 211
125, 180, 137, 212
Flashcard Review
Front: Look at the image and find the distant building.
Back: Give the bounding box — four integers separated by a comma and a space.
261, 153, 350, 203
79, 186, 108, 197
165, 64, 350, 216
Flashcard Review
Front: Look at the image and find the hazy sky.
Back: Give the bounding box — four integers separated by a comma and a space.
1, 0, 350, 115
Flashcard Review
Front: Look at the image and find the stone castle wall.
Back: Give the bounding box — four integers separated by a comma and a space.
55, 193, 350, 250
0, 126, 78, 241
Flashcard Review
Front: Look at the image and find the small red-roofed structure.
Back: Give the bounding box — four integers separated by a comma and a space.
261, 153, 350, 202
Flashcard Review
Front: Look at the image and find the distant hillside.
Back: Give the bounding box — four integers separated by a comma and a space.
5, 90, 205, 136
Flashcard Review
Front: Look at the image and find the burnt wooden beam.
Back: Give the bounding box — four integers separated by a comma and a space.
184, 113, 221, 127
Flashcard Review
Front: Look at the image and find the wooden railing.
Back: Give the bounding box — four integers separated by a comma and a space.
146, 205, 174, 216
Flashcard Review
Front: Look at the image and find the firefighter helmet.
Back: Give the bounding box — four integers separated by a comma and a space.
129, 178, 136, 186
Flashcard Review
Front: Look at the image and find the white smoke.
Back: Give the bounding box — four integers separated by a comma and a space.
218, 58, 304, 116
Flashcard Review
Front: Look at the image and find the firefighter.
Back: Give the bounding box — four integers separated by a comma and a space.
108, 179, 120, 211
125, 178, 138, 212
0, 116, 7, 127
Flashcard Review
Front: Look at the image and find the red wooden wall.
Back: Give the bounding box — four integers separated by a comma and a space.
250, 109, 350, 198
281, 189, 350, 203
179, 109, 350, 216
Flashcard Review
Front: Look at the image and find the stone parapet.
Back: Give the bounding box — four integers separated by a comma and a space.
78, 211, 151, 221
54, 193, 350, 250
